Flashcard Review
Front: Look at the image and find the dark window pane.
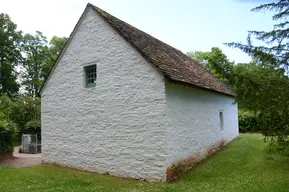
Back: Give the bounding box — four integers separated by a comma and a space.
85, 64, 97, 88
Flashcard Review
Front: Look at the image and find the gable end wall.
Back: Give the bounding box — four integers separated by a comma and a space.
41, 7, 168, 182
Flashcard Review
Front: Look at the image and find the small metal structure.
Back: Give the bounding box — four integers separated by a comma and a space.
21, 134, 38, 154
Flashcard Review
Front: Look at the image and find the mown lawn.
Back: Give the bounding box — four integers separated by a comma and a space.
1, 134, 289, 192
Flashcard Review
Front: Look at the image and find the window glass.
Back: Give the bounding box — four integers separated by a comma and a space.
85, 64, 97, 88
219, 111, 224, 131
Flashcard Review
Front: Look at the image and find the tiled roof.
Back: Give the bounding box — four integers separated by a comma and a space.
91, 4, 235, 96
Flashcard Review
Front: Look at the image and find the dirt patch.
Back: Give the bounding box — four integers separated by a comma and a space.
0, 146, 41, 168
0, 152, 13, 160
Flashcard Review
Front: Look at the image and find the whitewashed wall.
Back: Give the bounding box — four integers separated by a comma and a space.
41, 7, 168, 182
42, 6, 239, 182
165, 83, 239, 165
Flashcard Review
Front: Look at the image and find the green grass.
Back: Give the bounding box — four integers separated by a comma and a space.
1, 134, 289, 192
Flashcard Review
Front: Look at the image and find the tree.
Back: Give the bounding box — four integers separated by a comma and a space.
0, 111, 16, 155
227, 0, 289, 69
187, 51, 210, 66
0, 13, 22, 96
0, 94, 40, 137
188, 46, 289, 136
187, 47, 234, 84
22, 31, 49, 97
42, 36, 68, 80
48, 36, 68, 64
226, 0, 289, 146
21, 34, 67, 97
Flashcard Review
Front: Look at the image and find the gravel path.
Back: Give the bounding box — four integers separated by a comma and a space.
0, 146, 41, 168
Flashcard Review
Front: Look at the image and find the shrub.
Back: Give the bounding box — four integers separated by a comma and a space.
0, 129, 13, 155
238, 110, 261, 133
265, 137, 289, 156
0, 94, 41, 140
24, 119, 41, 135
0, 113, 16, 156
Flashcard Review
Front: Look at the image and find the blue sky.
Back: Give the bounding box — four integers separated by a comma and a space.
1, 0, 274, 63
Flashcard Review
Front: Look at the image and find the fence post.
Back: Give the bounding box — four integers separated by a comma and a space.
21, 134, 23, 152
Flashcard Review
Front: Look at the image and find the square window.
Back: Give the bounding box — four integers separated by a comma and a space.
84, 64, 97, 88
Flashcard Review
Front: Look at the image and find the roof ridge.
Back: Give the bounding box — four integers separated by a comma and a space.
89, 3, 235, 96
88, 4, 187, 56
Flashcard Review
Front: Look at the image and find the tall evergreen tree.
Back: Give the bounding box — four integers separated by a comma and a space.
226, 0, 289, 145
227, 0, 289, 69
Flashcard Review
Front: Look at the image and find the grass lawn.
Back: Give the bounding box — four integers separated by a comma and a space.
1, 134, 289, 192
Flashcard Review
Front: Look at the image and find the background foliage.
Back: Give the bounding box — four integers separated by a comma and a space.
0, 94, 41, 136
0, 112, 16, 155
188, 0, 289, 151
0, 13, 67, 150
1, 0, 289, 153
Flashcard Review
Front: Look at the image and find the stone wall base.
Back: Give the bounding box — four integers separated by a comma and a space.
166, 140, 225, 182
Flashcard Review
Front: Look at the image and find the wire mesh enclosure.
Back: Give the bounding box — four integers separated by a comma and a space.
21, 134, 40, 154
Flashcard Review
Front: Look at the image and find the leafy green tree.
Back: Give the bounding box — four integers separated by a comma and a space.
0, 94, 40, 137
48, 36, 68, 65
187, 51, 210, 66
188, 46, 289, 137
22, 31, 49, 97
42, 36, 68, 80
188, 48, 249, 108
188, 47, 234, 84
0, 13, 22, 96
0, 109, 17, 155
21, 34, 67, 97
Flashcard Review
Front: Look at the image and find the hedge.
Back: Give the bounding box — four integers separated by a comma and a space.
239, 110, 262, 133
0, 131, 13, 156
0, 118, 15, 156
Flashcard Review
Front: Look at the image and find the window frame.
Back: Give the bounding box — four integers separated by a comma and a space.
219, 110, 224, 132
84, 64, 97, 88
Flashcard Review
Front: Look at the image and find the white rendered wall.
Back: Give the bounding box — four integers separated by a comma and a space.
165, 82, 239, 165
41, 7, 168, 182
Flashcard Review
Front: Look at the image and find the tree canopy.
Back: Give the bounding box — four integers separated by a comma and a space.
227, 0, 289, 143
0, 13, 22, 96
188, 0, 289, 147
0, 13, 67, 97
227, 0, 289, 69
0, 13, 67, 141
